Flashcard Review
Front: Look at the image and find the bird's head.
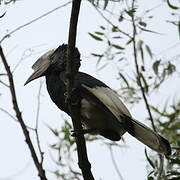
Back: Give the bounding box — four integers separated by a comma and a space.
24, 44, 81, 85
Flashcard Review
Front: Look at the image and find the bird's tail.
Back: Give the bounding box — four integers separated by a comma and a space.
122, 116, 171, 155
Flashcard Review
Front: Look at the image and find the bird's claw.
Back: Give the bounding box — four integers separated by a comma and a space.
71, 128, 95, 137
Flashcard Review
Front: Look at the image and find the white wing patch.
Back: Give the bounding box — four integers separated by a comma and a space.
82, 85, 131, 121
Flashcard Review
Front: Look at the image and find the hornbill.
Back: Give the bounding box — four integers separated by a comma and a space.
25, 44, 171, 155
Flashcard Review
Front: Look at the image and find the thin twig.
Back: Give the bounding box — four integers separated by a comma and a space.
131, 0, 164, 179
109, 146, 124, 180
66, 0, 95, 179
131, 0, 156, 132
0, 107, 35, 131
157, 154, 164, 180
91, 4, 132, 39
35, 80, 44, 164
0, 79, 9, 87
0, 45, 48, 180
0, 1, 71, 44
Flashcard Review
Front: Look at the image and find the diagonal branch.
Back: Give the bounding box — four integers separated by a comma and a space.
131, 1, 164, 179
0, 1, 71, 44
0, 45, 48, 180
66, 0, 95, 180
131, 1, 156, 132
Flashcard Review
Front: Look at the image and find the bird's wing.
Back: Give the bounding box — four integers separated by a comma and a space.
77, 72, 131, 120
60, 72, 171, 155
122, 116, 171, 155
81, 84, 131, 119
77, 73, 171, 155
82, 82, 171, 155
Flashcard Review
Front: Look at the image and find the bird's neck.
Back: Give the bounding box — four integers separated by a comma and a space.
45, 71, 69, 114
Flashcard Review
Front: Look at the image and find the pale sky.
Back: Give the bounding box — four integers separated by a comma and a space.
0, 0, 179, 180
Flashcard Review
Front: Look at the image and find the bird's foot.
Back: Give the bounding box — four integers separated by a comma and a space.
71, 128, 97, 137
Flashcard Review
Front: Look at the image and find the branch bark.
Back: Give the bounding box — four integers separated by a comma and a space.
0, 45, 48, 180
66, 1, 95, 180
131, 1, 164, 179
131, 1, 156, 132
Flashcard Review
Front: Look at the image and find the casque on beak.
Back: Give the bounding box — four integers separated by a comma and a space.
24, 49, 55, 86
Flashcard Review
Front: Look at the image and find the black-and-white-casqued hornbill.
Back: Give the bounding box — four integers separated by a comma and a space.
25, 44, 171, 155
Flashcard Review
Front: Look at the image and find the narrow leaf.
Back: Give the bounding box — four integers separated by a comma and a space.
145, 45, 153, 59
139, 21, 147, 27
100, 26, 105, 30
91, 53, 103, 57
138, 26, 163, 35
167, 0, 179, 10
145, 149, 155, 169
178, 20, 180, 39
153, 60, 161, 75
95, 31, 104, 35
140, 73, 149, 93
111, 44, 124, 50
0, 12, 6, 18
88, 32, 103, 41
103, 0, 109, 9
118, 72, 130, 88
126, 38, 133, 45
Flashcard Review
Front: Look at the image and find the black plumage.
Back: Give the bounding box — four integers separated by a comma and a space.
25, 44, 171, 155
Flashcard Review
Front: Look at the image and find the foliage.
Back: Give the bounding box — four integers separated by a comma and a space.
88, 0, 180, 179
0, 0, 179, 179
0, 0, 16, 5
48, 0, 180, 179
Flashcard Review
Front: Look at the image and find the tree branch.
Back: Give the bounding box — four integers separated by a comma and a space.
131, 1, 164, 179
131, 0, 156, 132
66, 0, 95, 180
0, 1, 71, 44
0, 45, 48, 180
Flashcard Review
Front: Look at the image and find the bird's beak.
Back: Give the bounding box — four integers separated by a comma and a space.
24, 58, 51, 86
24, 67, 45, 85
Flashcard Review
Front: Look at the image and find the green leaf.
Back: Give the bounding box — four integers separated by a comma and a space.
88, 32, 103, 41
167, 62, 176, 75
112, 26, 118, 32
140, 73, 149, 93
139, 21, 147, 27
148, 177, 154, 180
0, 12, 6, 18
145, 149, 155, 169
138, 26, 163, 35
91, 53, 103, 57
100, 26, 105, 30
118, 72, 130, 88
125, 9, 136, 17
178, 20, 180, 38
118, 14, 123, 22
167, 0, 179, 10
153, 60, 161, 75
112, 36, 121, 39
103, 0, 109, 9
145, 45, 153, 59
126, 38, 133, 45
95, 31, 104, 35
111, 44, 124, 50
137, 40, 144, 64
47, 125, 59, 136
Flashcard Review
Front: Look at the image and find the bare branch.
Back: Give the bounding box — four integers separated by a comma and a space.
0, 79, 9, 87
109, 146, 124, 180
35, 80, 44, 164
91, 4, 132, 39
131, 1, 164, 179
131, 0, 156, 132
66, 0, 95, 179
0, 1, 71, 44
0, 45, 48, 180
0, 107, 35, 131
